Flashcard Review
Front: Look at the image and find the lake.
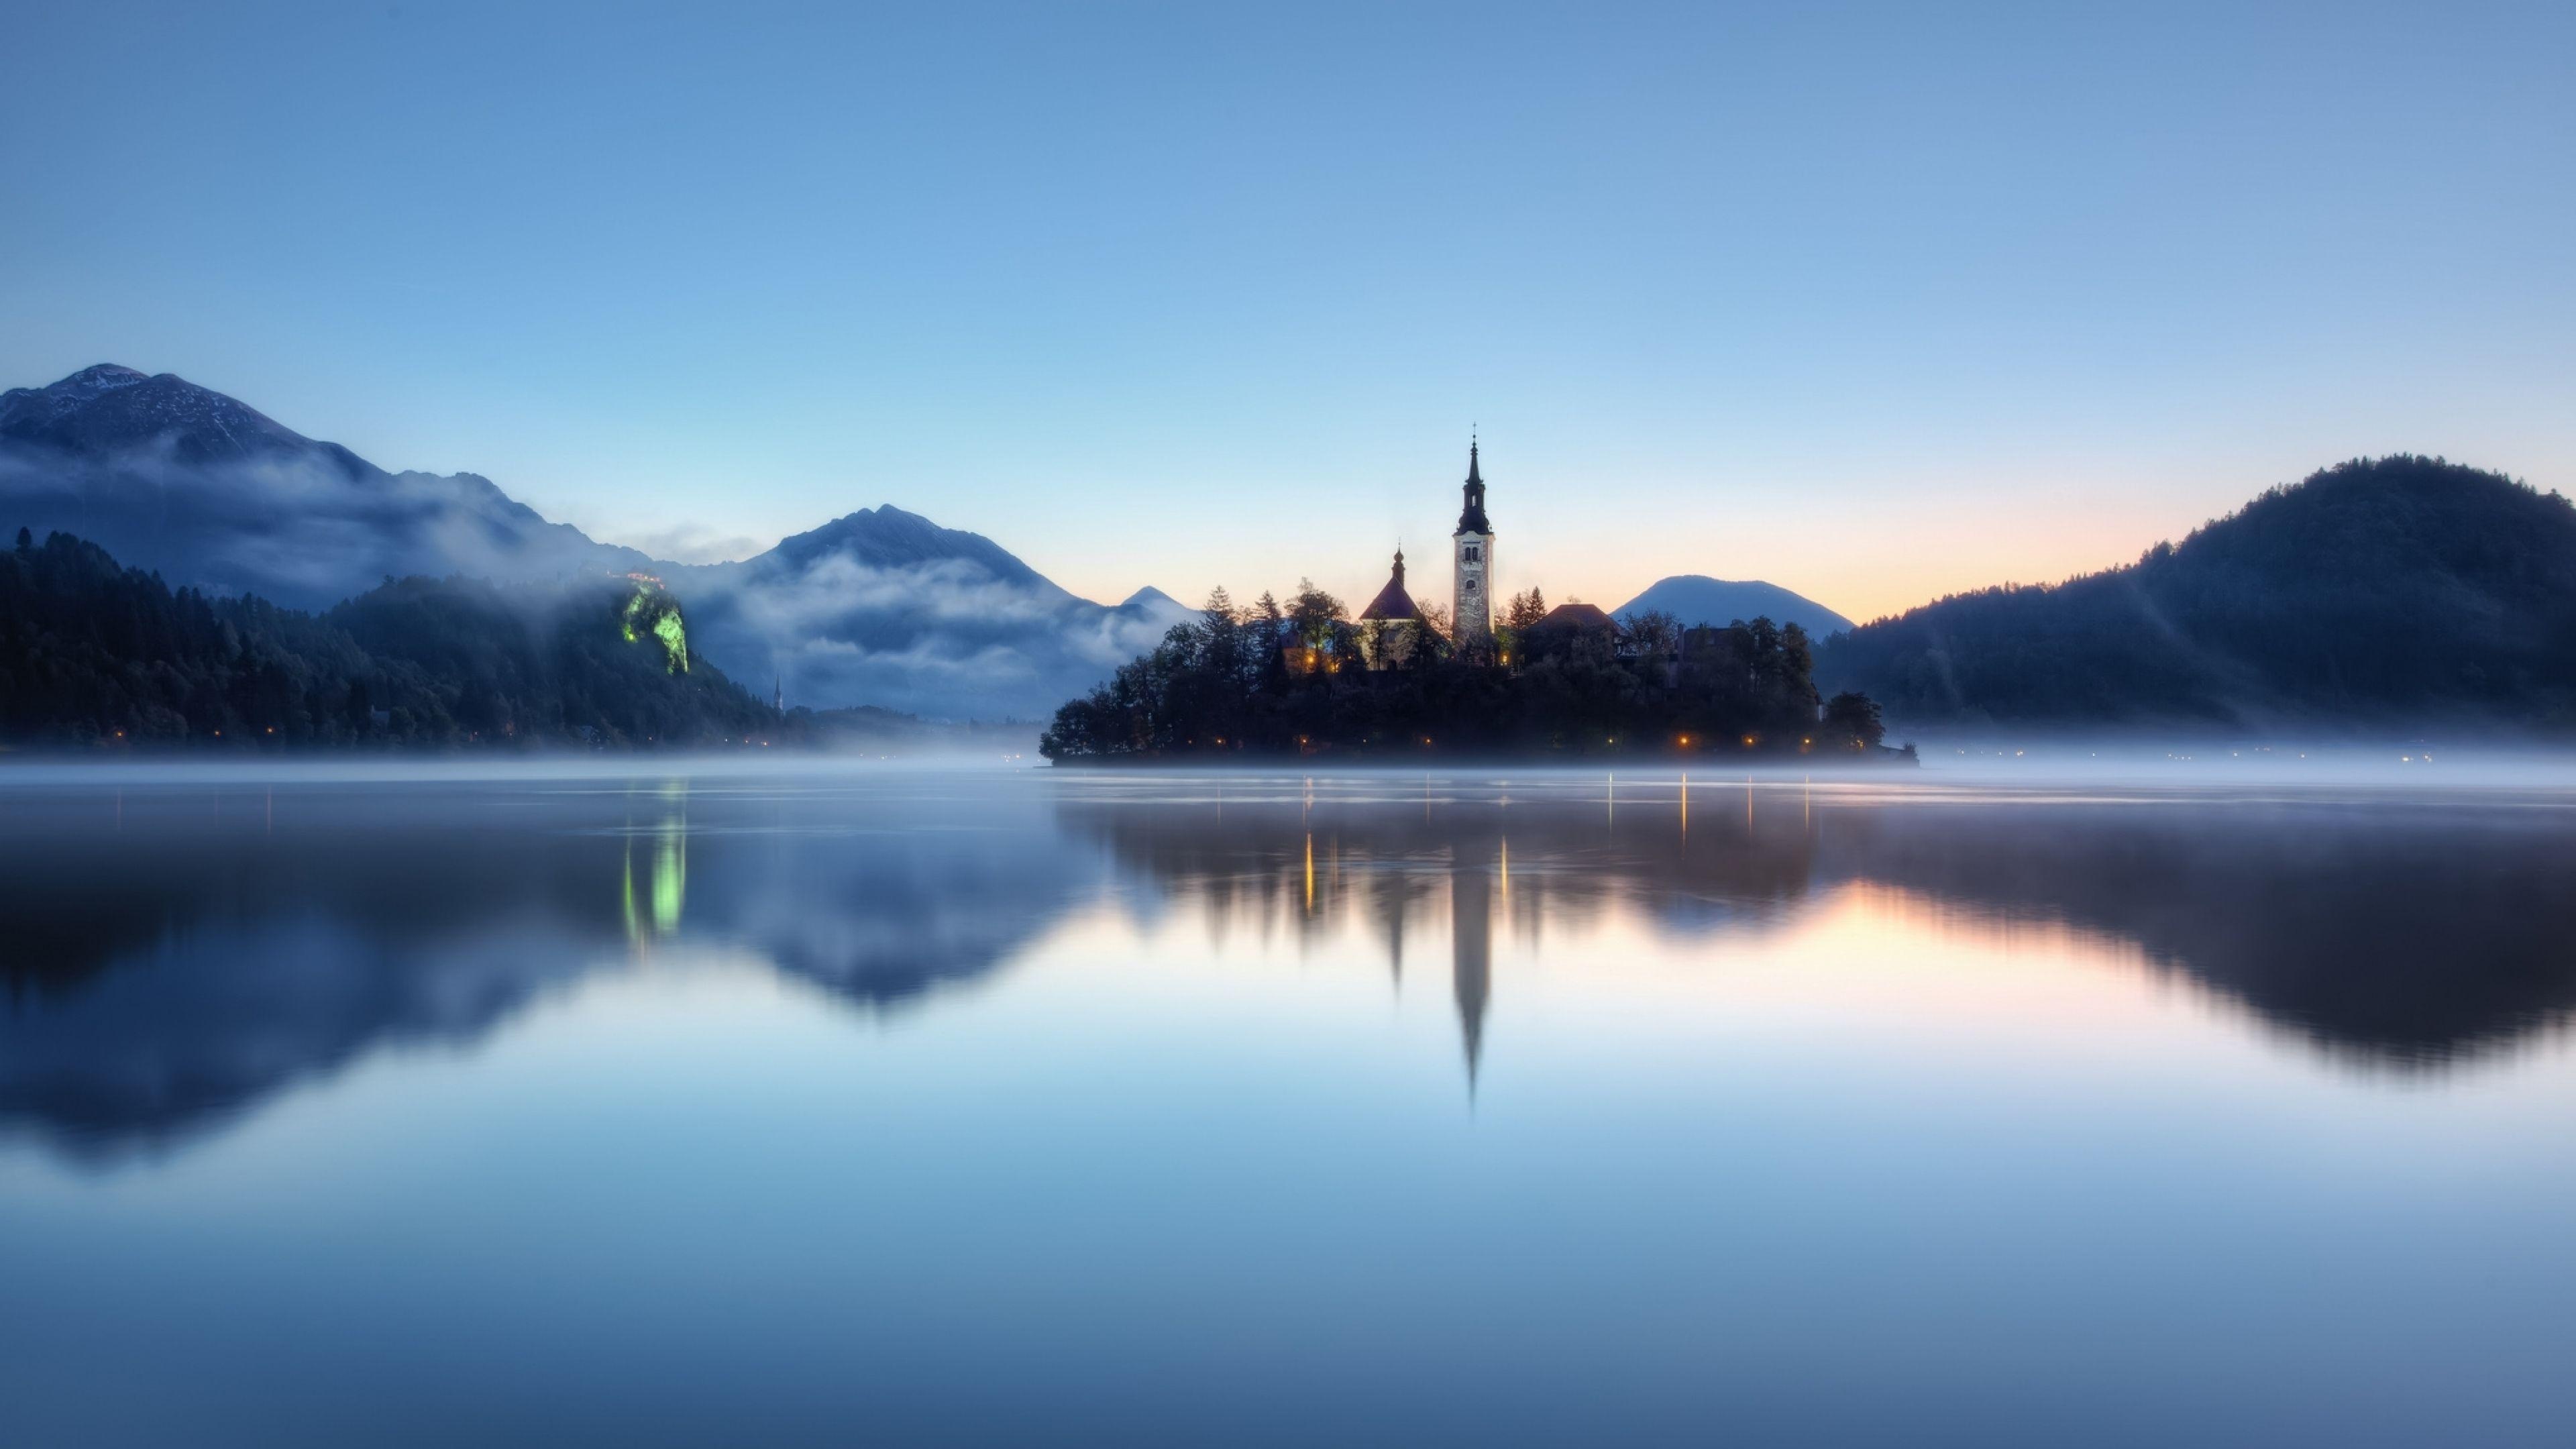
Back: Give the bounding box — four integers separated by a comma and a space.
5, 761, 2575, 1446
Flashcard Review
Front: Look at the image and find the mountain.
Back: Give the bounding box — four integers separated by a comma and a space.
1119, 585, 1191, 621
745, 500, 1054, 584
0, 364, 1171, 719
0, 364, 649, 608
1815, 456, 2576, 729
0, 362, 365, 471
1114, 586, 1199, 641
1613, 575, 1853, 637
668, 507, 1181, 718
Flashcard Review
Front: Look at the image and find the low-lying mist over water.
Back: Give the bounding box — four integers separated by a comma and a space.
1888, 735, 2576, 785
5, 760, 2576, 1444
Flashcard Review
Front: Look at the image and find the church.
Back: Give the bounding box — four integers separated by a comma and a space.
1353, 439, 1498, 667
1452, 438, 1495, 644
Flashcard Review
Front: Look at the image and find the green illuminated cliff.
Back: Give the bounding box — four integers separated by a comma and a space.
621, 579, 689, 673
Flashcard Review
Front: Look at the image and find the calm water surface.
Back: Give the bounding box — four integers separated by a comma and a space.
4, 763, 2575, 1446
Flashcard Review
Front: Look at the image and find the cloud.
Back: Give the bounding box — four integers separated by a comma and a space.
680, 546, 1181, 719
610, 523, 769, 566
0, 443, 641, 609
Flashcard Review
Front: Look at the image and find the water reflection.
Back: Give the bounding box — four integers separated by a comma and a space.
621, 782, 690, 941
1451, 837, 1491, 1087
1813, 794, 2576, 1064
1058, 773, 2576, 1079
0, 776, 1097, 1159
5, 769, 2576, 1163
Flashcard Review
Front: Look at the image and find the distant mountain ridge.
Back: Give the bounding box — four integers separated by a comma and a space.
0, 364, 1185, 718
1816, 456, 2576, 729
0, 364, 367, 473
0, 365, 653, 606
668, 505, 1193, 718
749, 503, 1055, 588
1120, 585, 1185, 613
1612, 575, 1852, 637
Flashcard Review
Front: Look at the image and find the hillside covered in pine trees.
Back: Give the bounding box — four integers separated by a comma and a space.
0, 529, 780, 749
1815, 457, 2576, 731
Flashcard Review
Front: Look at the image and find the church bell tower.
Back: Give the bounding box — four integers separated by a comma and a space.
1452, 437, 1494, 645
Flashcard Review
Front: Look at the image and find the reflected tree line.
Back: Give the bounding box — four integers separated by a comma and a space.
7, 773, 2576, 1161
1807, 799, 2576, 1065
0, 780, 1099, 1160
1061, 777, 2576, 1075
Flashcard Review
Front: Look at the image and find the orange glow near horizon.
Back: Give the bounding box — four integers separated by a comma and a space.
1099, 466, 2267, 631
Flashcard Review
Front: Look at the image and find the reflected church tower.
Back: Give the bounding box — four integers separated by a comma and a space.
1450, 838, 1494, 1091
1453, 438, 1494, 645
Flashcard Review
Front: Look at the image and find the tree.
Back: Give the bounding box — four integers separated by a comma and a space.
1497, 588, 1548, 667
1289, 579, 1344, 645
1619, 609, 1680, 660
1821, 691, 1885, 749
1284, 578, 1353, 676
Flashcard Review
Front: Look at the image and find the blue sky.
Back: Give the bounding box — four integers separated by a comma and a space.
4, 1, 2569, 620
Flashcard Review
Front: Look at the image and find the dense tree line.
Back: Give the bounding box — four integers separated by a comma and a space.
1040, 582, 1894, 763
1815, 457, 2576, 729
0, 529, 780, 749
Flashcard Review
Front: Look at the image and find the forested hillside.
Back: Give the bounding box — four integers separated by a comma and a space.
0, 529, 777, 749
1816, 457, 2576, 729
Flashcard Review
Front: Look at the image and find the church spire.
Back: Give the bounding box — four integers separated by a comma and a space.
1454, 435, 1490, 535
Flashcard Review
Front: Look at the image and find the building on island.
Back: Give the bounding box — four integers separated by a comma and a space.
1452, 439, 1495, 647
1356, 545, 1426, 668
1359, 545, 1421, 625
1278, 436, 1502, 675
1519, 600, 1616, 657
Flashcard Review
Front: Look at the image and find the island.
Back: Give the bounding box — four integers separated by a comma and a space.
1041, 441, 1900, 765
1040, 578, 1900, 764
